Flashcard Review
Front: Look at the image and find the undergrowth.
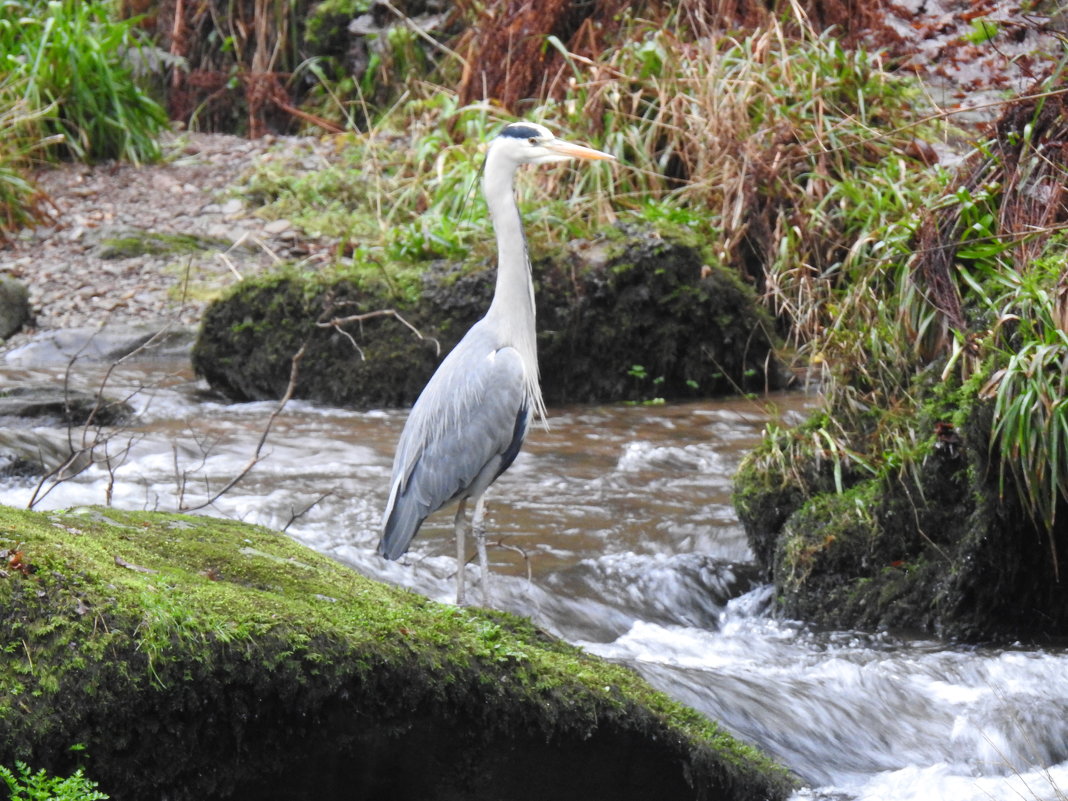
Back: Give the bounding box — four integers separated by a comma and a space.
0, 762, 107, 801
245, 8, 940, 311
743, 68, 1068, 542
0, 0, 168, 237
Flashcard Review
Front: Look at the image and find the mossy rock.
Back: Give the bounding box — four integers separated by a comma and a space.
733, 397, 1068, 641
0, 504, 795, 801
191, 228, 786, 408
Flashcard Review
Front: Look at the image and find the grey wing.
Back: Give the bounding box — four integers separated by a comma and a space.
378, 343, 529, 560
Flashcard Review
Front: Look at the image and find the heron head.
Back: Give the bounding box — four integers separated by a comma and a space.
492, 122, 614, 166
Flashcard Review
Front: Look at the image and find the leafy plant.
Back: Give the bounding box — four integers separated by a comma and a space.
979, 247, 1068, 533
0, 762, 108, 801
0, 90, 59, 236
965, 18, 1000, 45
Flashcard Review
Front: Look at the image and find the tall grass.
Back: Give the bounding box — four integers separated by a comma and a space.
0, 0, 167, 163
757, 68, 1068, 537
0, 89, 60, 236
0, 0, 168, 236
976, 245, 1068, 532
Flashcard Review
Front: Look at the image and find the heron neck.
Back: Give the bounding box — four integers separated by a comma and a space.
483, 156, 544, 420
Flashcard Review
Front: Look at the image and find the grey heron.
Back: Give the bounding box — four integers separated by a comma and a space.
377, 121, 613, 605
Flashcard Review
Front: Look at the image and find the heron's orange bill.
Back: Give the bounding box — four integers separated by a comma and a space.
546, 139, 615, 161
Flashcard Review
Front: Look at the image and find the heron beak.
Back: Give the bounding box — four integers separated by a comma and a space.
545, 139, 615, 161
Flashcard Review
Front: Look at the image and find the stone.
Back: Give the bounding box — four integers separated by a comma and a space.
263, 218, 291, 234
0, 276, 31, 339
0, 384, 132, 427
220, 198, 244, 215
3, 325, 195, 367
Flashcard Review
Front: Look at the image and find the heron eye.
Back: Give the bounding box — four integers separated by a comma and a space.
529, 138, 539, 145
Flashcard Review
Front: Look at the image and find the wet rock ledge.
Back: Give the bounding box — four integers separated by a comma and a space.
192, 227, 785, 408
733, 400, 1068, 642
0, 505, 795, 801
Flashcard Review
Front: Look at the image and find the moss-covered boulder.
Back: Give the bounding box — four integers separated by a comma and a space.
0, 504, 795, 801
733, 392, 1068, 641
191, 228, 785, 408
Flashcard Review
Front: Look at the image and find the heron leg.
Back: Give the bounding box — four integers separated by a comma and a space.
454, 498, 468, 606
472, 495, 492, 607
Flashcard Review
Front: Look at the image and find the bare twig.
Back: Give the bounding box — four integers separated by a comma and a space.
317, 308, 440, 357
491, 538, 534, 583
27, 449, 89, 509
215, 249, 244, 281
26, 317, 189, 509
378, 0, 467, 67
103, 436, 139, 506
180, 341, 309, 512
282, 490, 335, 532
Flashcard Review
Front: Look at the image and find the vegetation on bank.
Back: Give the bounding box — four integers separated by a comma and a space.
0, 505, 794, 800
0, 761, 107, 801
731, 80, 1068, 637
0, 0, 167, 237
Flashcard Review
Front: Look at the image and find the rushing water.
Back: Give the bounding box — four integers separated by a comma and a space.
3, 332, 1068, 801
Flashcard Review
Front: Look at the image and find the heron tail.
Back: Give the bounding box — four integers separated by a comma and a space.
378, 479, 426, 560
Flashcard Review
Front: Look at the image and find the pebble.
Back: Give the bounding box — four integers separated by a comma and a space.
263, 218, 291, 234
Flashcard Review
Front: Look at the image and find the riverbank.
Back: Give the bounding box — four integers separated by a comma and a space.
0, 131, 332, 345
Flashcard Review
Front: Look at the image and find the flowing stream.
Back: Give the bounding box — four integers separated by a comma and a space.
3, 333, 1068, 801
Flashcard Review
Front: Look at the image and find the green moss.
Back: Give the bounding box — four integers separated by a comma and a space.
96, 231, 231, 260
737, 358, 1068, 639
0, 504, 794, 801
304, 0, 373, 55
777, 482, 879, 591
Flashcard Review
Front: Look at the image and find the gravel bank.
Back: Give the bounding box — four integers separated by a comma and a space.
0, 132, 332, 353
